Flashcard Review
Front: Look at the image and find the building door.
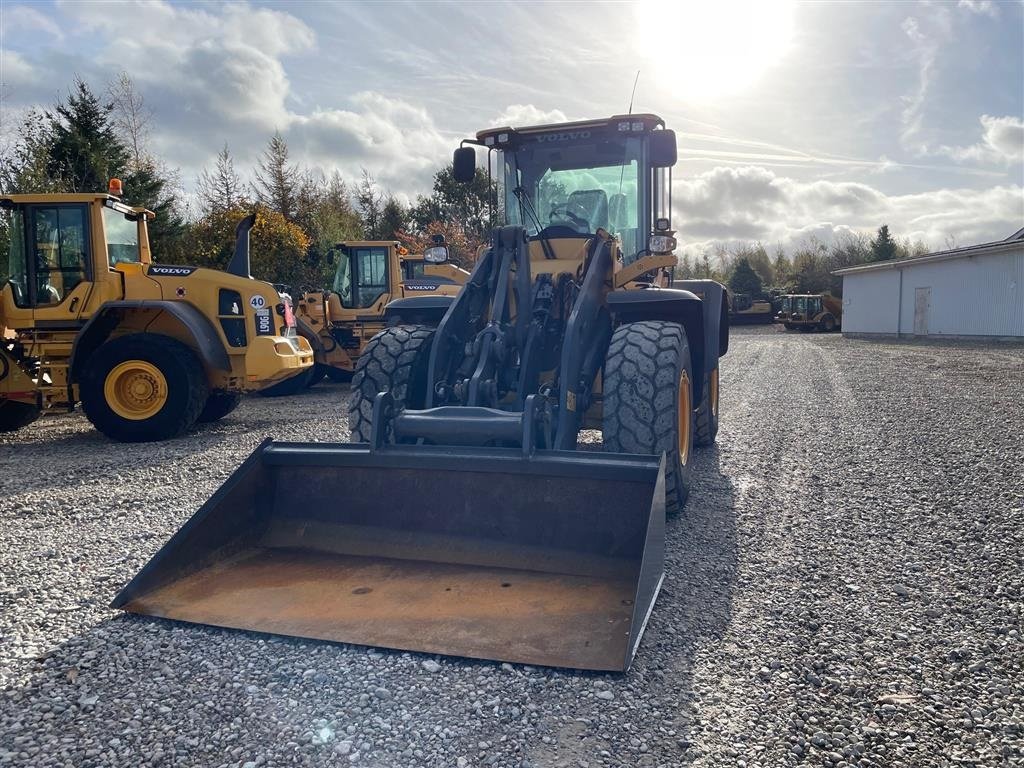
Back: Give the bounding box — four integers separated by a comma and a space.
914, 287, 931, 336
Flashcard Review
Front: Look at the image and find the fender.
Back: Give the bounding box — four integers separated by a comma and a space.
69, 300, 231, 381
383, 295, 456, 323
608, 281, 730, 402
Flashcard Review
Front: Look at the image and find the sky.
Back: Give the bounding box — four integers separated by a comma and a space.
1, 0, 1022, 256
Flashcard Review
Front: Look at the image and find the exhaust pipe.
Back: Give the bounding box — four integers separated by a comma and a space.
226, 214, 256, 278
112, 440, 666, 672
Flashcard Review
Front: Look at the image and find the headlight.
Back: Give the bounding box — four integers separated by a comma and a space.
648, 235, 677, 254
424, 245, 449, 263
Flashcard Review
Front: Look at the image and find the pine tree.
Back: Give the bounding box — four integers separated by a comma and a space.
46, 78, 129, 192
356, 169, 383, 237
253, 131, 298, 221
870, 224, 898, 262
728, 257, 764, 297
197, 144, 246, 213
377, 196, 408, 240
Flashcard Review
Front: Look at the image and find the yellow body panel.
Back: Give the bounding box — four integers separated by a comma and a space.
294, 243, 469, 375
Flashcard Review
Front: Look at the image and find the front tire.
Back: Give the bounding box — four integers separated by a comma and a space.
80, 333, 208, 442
348, 325, 434, 442
197, 392, 241, 423
602, 320, 694, 515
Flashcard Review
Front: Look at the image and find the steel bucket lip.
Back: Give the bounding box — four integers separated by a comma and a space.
263, 441, 663, 483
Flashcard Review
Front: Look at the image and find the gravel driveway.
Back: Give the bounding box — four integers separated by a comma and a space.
1, 327, 1021, 767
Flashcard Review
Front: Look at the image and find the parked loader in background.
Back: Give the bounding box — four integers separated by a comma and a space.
259, 237, 470, 395
776, 293, 842, 331
0, 182, 313, 441
113, 113, 729, 672
729, 293, 774, 324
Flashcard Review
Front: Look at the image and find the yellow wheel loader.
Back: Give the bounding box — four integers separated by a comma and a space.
260, 239, 470, 396
729, 292, 773, 324
776, 293, 842, 332
0, 183, 313, 441
114, 114, 729, 672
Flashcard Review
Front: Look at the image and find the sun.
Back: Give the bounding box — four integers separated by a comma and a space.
634, 0, 796, 102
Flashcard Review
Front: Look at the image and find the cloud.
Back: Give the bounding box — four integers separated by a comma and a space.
938, 115, 1024, 165
489, 105, 569, 128
2, 5, 64, 40
289, 92, 452, 201
674, 165, 1023, 255
957, 0, 999, 18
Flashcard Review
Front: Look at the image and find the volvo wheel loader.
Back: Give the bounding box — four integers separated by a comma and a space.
0, 182, 313, 441
260, 238, 470, 396
113, 114, 729, 672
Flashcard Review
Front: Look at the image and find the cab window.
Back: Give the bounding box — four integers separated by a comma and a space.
403, 261, 426, 280
30, 205, 89, 305
353, 246, 389, 308
102, 206, 141, 265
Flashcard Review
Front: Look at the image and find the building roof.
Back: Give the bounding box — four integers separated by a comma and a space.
833, 226, 1024, 276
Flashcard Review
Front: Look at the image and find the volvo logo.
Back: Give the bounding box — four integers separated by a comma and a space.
535, 130, 591, 143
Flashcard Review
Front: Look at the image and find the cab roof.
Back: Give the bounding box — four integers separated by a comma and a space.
2, 192, 155, 219
475, 113, 666, 145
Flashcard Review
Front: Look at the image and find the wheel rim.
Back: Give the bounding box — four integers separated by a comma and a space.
677, 370, 692, 466
104, 361, 167, 420
709, 368, 719, 419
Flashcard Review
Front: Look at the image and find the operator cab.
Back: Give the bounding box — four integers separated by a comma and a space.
454, 114, 677, 265
1, 182, 153, 309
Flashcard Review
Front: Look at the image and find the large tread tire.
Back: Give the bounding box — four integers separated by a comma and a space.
603, 320, 694, 516
197, 392, 241, 423
348, 325, 435, 442
257, 367, 315, 398
80, 333, 208, 443
694, 367, 719, 447
0, 401, 40, 433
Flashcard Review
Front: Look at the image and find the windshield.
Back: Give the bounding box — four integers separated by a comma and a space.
498, 135, 646, 261
102, 206, 141, 265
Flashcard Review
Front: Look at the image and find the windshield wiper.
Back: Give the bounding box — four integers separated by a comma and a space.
512, 186, 555, 260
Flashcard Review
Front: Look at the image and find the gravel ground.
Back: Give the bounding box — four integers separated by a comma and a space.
1, 327, 1022, 768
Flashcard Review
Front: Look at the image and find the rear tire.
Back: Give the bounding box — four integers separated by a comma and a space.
257, 367, 315, 397
324, 366, 353, 383
348, 325, 435, 442
80, 333, 208, 442
602, 320, 694, 515
694, 366, 719, 447
306, 364, 329, 388
0, 400, 40, 433
197, 392, 241, 423
820, 314, 836, 332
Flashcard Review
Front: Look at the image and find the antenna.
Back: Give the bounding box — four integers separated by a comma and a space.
627, 70, 640, 115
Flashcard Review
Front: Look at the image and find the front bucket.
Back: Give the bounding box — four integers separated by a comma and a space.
112, 441, 666, 672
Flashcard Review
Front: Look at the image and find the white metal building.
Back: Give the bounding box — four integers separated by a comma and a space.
833, 228, 1024, 339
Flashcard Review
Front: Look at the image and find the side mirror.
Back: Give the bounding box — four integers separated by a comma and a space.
424, 245, 449, 264
649, 129, 677, 168
326, 249, 336, 266
453, 147, 476, 183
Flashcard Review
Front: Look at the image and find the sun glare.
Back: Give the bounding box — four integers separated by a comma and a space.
635, 0, 796, 102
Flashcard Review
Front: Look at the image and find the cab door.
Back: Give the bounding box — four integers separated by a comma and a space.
24, 203, 93, 326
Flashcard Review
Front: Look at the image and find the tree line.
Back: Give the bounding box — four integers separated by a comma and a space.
2, 75, 933, 295
682, 225, 929, 301
0, 76, 494, 288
